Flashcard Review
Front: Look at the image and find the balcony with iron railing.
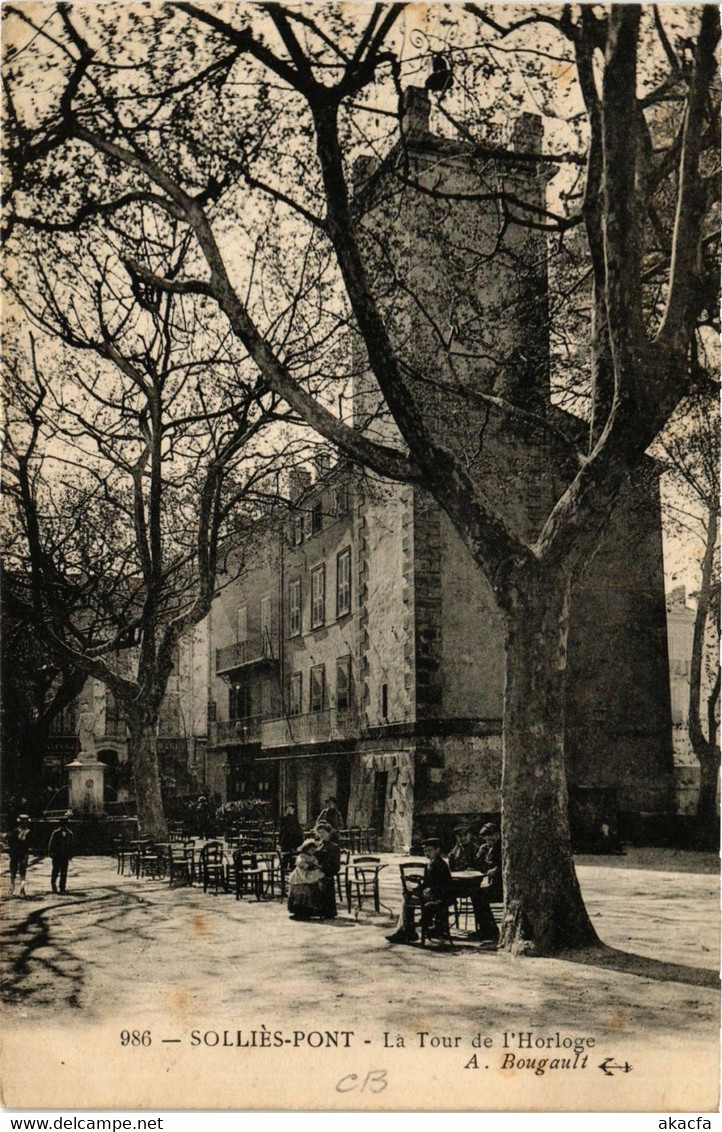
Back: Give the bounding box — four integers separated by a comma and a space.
215, 632, 277, 675
212, 716, 266, 747
261, 707, 360, 749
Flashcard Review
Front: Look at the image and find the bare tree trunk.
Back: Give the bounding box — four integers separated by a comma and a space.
695, 748, 719, 849
13, 722, 44, 800
126, 708, 168, 841
500, 569, 599, 954
689, 504, 720, 849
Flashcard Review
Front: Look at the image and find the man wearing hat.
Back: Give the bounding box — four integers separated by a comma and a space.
316, 796, 345, 840
48, 813, 75, 894
476, 823, 503, 903
387, 837, 455, 945
448, 824, 478, 872
7, 813, 32, 897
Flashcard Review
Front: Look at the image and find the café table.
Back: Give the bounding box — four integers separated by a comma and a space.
450, 870, 484, 933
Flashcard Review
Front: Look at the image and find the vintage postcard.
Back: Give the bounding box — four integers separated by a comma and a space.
1, 0, 719, 1115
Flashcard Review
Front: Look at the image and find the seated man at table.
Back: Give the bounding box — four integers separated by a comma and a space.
386, 838, 455, 945
452, 822, 501, 945
448, 824, 478, 871
476, 823, 503, 903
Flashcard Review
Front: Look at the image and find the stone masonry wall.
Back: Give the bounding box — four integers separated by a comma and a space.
359, 482, 415, 727
348, 746, 415, 852
566, 467, 676, 812
438, 511, 505, 719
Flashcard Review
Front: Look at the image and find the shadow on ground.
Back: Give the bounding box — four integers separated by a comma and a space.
563, 944, 719, 988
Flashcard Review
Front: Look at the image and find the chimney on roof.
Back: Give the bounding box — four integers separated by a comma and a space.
401, 86, 430, 140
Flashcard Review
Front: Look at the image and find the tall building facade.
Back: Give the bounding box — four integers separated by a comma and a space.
205, 90, 675, 848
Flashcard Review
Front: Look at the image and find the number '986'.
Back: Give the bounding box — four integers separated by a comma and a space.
120, 1030, 152, 1047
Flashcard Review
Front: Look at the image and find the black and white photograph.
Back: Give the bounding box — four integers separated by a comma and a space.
1, 0, 719, 1114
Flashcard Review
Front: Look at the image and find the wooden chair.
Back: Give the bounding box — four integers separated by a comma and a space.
114, 837, 130, 876
347, 856, 384, 914
336, 849, 350, 902
399, 863, 426, 901
362, 827, 378, 852
128, 839, 152, 878
422, 902, 454, 946
348, 826, 363, 853
138, 843, 163, 880
199, 841, 228, 894
167, 843, 194, 886
233, 850, 265, 900
256, 851, 284, 898
453, 888, 476, 932
398, 862, 453, 946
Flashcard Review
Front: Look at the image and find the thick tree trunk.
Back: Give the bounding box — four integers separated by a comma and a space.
126, 708, 168, 841
19, 724, 48, 802
500, 570, 599, 955
694, 744, 719, 850
688, 504, 719, 850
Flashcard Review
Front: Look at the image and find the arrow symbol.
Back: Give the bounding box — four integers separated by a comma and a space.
599, 1057, 633, 1076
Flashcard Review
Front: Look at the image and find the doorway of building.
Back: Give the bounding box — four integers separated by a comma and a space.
371, 770, 388, 835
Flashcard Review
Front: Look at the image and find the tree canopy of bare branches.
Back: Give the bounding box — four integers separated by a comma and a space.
3, 2, 719, 950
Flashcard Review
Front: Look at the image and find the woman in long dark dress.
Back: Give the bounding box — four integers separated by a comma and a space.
314, 822, 341, 919
287, 839, 325, 920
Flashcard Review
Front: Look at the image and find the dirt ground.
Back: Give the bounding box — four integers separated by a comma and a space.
1, 848, 719, 1111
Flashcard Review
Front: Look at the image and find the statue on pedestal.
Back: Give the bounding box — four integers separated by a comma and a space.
76, 703, 97, 763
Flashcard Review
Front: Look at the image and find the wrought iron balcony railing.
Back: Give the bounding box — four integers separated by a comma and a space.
212, 716, 265, 746
215, 633, 277, 675
261, 707, 359, 749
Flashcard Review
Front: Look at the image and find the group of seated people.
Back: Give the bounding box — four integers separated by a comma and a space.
279, 800, 502, 945
280, 797, 344, 922
386, 822, 502, 947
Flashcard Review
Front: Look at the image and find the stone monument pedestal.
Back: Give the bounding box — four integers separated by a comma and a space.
67, 760, 106, 815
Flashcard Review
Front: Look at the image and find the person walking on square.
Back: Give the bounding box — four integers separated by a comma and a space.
48, 813, 74, 894
7, 813, 32, 898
